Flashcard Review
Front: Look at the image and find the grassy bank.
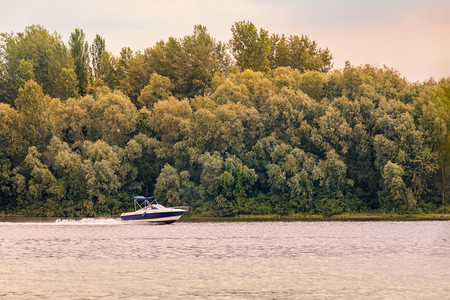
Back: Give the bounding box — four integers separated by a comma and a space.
181, 212, 450, 222
1, 211, 450, 222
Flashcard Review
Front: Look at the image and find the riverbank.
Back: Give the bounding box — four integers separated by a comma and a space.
1, 212, 449, 223
181, 212, 450, 222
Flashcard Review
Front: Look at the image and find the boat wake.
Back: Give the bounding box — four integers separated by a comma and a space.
0, 218, 123, 226
54, 218, 122, 225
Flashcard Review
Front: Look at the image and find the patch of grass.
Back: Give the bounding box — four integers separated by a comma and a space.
182, 212, 450, 222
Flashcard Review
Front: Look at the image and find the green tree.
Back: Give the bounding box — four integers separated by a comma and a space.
287, 35, 333, 73
380, 161, 415, 213
270, 67, 302, 92
15, 146, 64, 216
0, 25, 73, 101
69, 28, 90, 96
15, 80, 53, 150
197, 152, 224, 200
299, 71, 328, 100
137, 72, 174, 108
230, 21, 271, 73
146, 25, 230, 98
220, 155, 257, 199
91, 89, 137, 146
312, 149, 352, 199
154, 163, 194, 206
117, 49, 150, 103
180, 25, 230, 96
97, 50, 118, 89
151, 98, 192, 143
53, 94, 97, 143
16, 59, 35, 86
82, 140, 121, 215
0, 104, 20, 212
414, 78, 450, 207
0, 103, 20, 159
211, 79, 250, 105
44, 136, 86, 215
46, 41, 75, 97
53, 67, 78, 100
269, 34, 290, 69
90, 34, 106, 79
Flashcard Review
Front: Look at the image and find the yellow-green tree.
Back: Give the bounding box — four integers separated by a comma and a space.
15, 80, 53, 151
69, 29, 90, 96
230, 21, 271, 73
138, 72, 174, 108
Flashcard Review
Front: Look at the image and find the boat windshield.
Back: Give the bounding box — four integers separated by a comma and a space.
150, 204, 165, 209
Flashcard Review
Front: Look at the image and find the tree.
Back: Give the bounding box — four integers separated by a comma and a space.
97, 50, 118, 89
146, 38, 183, 94
90, 34, 106, 79
269, 34, 290, 69
146, 25, 230, 98
154, 163, 188, 206
220, 155, 257, 199
117, 49, 150, 103
16, 59, 35, 86
230, 21, 271, 73
180, 25, 230, 97
137, 72, 174, 108
91, 89, 137, 146
380, 161, 415, 213
82, 140, 121, 215
414, 78, 450, 207
46, 41, 75, 97
270, 67, 302, 92
14, 146, 64, 216
0, 25, 73, 101
0, 103, 20, 159
197, 152, 224, 200
299, 71, 327, 100
0, 104, 20, 212
211, 79, 250, 105
287, 35, 333, 73
53, 94, 97, 143
15, 80, 53, 150
312, 149, 352, 199
69, 28, 90, 96
151, 98, 192, 143
44, 136, 86, 215
53, 68, 78, 100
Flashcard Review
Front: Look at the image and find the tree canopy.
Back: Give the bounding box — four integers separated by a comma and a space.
0, 22, 448, 217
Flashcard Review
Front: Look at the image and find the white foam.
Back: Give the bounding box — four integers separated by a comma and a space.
0, 218, 123, 226
54, 218, 122, 225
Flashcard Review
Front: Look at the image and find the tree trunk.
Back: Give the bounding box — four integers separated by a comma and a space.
141, 173, 149, 196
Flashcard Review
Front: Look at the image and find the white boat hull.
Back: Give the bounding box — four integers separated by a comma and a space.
120, 208, 186, 224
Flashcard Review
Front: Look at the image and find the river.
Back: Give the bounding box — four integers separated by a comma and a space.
0, 220, 449, 299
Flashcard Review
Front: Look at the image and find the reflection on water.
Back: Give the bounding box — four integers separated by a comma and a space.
0, 221, 449, 299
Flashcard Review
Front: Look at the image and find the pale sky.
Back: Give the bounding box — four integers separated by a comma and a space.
1, 0, 449, 82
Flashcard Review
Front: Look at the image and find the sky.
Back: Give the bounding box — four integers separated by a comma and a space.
1, 0, 449, 82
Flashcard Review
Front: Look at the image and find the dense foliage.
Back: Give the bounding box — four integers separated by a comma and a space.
0, 22, 449, 217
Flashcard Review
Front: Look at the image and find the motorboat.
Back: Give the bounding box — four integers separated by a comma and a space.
120, 196, 188, 224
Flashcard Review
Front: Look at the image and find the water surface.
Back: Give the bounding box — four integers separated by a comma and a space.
0, 220, 449, 299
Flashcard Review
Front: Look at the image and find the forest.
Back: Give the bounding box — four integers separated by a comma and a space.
0, 22, 449, 217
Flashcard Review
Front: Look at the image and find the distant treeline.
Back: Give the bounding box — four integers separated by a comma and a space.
0, 22, 448, 217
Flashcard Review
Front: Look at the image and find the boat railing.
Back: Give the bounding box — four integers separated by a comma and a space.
133, 197, 189, 212
134, 199, 151, 211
